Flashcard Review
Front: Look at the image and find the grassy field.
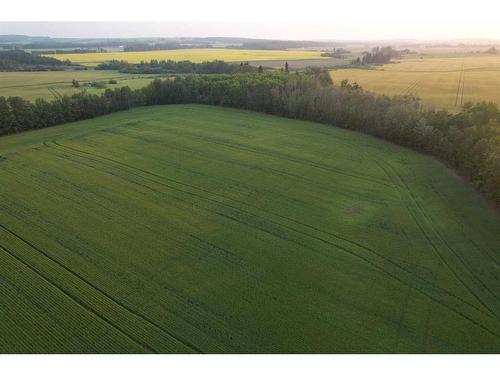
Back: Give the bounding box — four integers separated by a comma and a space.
331, 55, 500, 111
48, 48, 325, 66
1, 105, 500, 353
0, 70, 159, 101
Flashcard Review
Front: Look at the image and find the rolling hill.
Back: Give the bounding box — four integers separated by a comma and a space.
0, 105, 499, 353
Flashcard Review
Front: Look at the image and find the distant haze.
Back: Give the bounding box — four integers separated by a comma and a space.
1, 0, 500, 41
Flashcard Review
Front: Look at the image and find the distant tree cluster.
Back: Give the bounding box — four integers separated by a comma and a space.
352, 46, 402, 65
71, 79, 110, 88
95, 59, 257, 74
320, 48, 351, 58
0, 50, 72, 71
0, 73, 499, 205
484, 47, 499, 54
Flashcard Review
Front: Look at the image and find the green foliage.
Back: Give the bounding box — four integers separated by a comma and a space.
1, 105, 499, 353
340, 79, 361, 90
0, 96, 14, 132
302, 67, 333, 84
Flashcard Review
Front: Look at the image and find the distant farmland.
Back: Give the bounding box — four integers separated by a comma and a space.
0, 70, 158, 101
1, 105, 500, 353
48, 48, 325, 66
331, 55, 500, 111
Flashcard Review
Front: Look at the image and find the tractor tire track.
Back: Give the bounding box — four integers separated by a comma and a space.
454, 60, 465, 107
0, 223, 204, 353
376, 159, 500, 319
387, 160, 500, 309
51, 139, 494, 314
47, 139, 500, 328
123, 127, 398, 190
80, 130, 395, 206
0, 242, 156, 353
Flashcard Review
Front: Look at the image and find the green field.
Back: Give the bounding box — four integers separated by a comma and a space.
48, 48, 325, 66
1, 105, 500, 353
331, 55, 500, 111
0, 70, 159, 101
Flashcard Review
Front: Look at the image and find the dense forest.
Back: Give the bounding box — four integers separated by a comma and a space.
95, 59, 258, 74
0, 73, 498, 205
0, 50, 72, 71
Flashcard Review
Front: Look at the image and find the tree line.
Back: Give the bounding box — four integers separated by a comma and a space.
95, 59, 258, 74
227, 40, 336, 50
0, 73, 498, 205
33, 48, 107, 55
320, 48, 351, 58
123, 42, 213, 52
0, 50, 72, 71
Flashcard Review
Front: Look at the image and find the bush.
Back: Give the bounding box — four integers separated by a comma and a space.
90, 81, 106, 89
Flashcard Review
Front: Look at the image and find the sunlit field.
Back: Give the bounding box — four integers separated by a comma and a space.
331, 55, 500, 111
48, 48, 325, 66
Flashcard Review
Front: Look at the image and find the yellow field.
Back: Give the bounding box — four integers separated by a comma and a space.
0, 70, 158, 101
48, 48, 325, 66
331, 55, 500, 111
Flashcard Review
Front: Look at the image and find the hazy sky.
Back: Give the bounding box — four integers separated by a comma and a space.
2, 0, 500, 40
